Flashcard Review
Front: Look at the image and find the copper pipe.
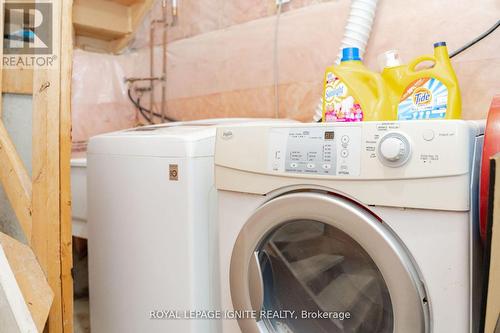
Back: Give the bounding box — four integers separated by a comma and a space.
150, 20, 155, 123
161, 0, 167, 122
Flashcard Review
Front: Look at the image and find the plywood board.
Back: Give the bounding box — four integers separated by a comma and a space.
0, 242, 38, 333
0, 232, 54, 332
73, 0, 130, 40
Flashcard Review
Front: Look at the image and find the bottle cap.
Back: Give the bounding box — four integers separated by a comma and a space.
433, 41, 447, 48
341, 47, 361, 62
378, 49, 403, 70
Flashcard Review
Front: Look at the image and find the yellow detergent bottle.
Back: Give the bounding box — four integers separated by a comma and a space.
322, 47, 394, 122
381, 42, 462, 120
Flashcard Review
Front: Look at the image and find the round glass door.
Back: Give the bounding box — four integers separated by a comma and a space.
256, 220, 393, 333
230, 192, 429, 333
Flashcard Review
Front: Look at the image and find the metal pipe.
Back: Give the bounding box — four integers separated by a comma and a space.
150, 20, 156, 123
171, 0, 178, 25
124, 77, 162, 83
161, 0, 168, 122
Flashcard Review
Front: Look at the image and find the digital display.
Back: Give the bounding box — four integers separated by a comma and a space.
324, 131, 335, 140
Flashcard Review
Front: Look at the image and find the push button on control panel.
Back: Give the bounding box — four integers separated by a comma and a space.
268, 127, 361, 176
422, 129, 435, 141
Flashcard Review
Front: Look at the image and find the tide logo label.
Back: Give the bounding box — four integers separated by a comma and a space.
413, 87, 432, 106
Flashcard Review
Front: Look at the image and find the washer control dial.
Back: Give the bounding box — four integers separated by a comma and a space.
378, 133, 411, 167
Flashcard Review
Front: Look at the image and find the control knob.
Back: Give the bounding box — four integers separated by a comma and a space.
378, 133, 411, 167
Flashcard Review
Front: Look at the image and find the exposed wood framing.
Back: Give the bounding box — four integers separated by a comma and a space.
110, 0, 144, 6
59, 0, 75, 330
0, 0, 74, 331
74, 35, 113, 53
110, 0, 154, 52
32, 0, 74, 331
0, 232, 54, 332
2, 69, 33, 95
0, 0, 33, 240
73, 0, 154, 53
73, 0, 130, 40
0, 242, 38, 332
0, 122, 33, 240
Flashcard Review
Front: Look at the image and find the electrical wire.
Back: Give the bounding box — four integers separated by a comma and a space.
450, 19, 500, 58
273, 2, 283, 119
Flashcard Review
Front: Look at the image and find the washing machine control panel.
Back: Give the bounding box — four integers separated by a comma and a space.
268, 127, 362, 176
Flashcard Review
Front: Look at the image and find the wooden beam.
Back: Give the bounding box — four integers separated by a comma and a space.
0, 232, 54, 332
32, 0, 63, 331
75, 35, 112, 53
110, 0, 144, 6
2, 69, 33, 95
73, 0, 131, 41
112, 0, 154, 53
0, 121, 33, 241
59, 0, 74, 331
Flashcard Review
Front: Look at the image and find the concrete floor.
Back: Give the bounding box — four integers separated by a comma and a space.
74, 297, 90, 333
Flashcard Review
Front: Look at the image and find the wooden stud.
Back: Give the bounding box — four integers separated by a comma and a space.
32, 0, 63, 331
59, 0, 74, 331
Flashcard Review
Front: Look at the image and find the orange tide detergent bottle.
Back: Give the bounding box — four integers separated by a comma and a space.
322, 47, 394, 122
381, 42, 462, 120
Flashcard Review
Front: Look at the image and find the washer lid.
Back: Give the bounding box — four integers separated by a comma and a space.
88, 118, 295, 158
230, 192, 430, 333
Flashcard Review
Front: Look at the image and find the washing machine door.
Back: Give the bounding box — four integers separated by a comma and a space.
230, 192, 429, 333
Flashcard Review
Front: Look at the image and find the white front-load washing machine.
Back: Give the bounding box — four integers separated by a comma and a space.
87, 118, 295, 333
215, 120, 484, 333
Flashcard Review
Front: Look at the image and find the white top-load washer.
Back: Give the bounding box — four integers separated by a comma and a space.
87, 119, 295, 333
215, 120, 484, 333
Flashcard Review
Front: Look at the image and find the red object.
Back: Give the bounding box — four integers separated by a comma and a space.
480, 96, 500, 242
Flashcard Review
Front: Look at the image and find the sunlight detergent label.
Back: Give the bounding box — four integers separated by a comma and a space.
323, 72, 363, 122
398, 77, 448, 120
